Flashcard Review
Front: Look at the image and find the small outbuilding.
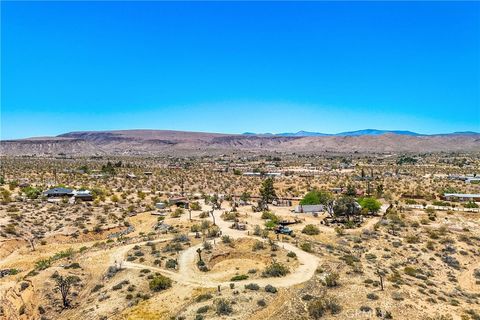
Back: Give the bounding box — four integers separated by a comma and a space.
43, 188, 73, 197
295, 204, 324, 213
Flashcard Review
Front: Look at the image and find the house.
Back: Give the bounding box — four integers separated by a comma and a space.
169, 197, 189, 208
295, 204, 324, 213
243, 172, 262, 176
443, 193, 480, 202
265, 172, 282, 177
72, 190, 93, 201
43, 188, 73, 197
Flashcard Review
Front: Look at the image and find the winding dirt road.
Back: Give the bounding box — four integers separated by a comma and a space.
121, 209, 320, 288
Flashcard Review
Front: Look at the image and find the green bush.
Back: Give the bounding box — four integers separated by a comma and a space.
265, 284, 277, 293
230, 274, 248, 281
308, 296, 342, 319
197, 305, 209, 314
149, 275, 172, 292
244, 283, 260, 290
195, 293, 213, 302
300, 242, 313, 252
262, 262, 289, 277
215, 299, 233, 315
302, 224, 320, 235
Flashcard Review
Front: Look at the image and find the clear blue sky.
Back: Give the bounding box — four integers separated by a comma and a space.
2, 1, 479, 139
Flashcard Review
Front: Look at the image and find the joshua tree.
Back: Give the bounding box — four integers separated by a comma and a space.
375, 265, 385, 291
196, 248, 203, 261
210, 209, 216, 226
55, 275, 79, 308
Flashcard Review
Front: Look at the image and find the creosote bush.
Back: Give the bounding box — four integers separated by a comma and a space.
149, 274, 172, 292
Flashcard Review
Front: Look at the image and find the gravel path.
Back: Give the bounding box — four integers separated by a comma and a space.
121, 209, 320, 289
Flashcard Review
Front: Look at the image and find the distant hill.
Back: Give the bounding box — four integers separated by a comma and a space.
245, 129, 432, 137
1, 129, 479, 156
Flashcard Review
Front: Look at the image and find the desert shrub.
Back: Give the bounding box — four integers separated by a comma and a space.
302, 294, 314, 301
308, 296, 342, 319
340, 254, 360, 266
257, 299, 267, 307
163, 242, 183, 252
287, 251, 297, 258
442, 255, 460, 270
190, 201, 201, 211
19, 282, 29, 291
300, 242, 313, 252
230, 274, 248, 281
405, 234, 420, 243
173, 234, 189, 242
112, 280, 129, 291
262, 262, 289, 277
334, 226, 345, 236
197, 306, 209, 314
265, 284, 277, 293
195, 293, 213, 302
221, 235, 233, 244
252, 241, 265, 251
367, 292, 379, 300
221, 211, 237, 221
207, 226, 221, 238
261, 211, 278, 222
149, 275, 172, 291
323, 272, 339, 287
165, 259, 178, 269
244, 283, 260, 291
91, 284, 104, 293
392, 292, 404, 301
302, 224, 320, 235
35, 259, 51, 270
253, 225, 262, 236
473, 269, 480, 280
404, 266, 419, 277
215, 299, 233, 315
203, 241, 212, 250
171, 208, 184, 218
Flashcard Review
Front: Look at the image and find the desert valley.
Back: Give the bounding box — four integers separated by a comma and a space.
0, 130, 479, 320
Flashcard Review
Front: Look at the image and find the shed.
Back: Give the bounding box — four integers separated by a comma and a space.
295, 204, 324, 213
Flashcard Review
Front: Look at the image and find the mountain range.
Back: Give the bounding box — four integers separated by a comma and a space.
243, 129, 479, 137
1, 129, 479, 156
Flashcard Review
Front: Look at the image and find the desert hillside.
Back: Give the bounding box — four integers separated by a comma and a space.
1, 130, 479, 156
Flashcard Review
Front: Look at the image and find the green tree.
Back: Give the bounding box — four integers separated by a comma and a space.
240, 191, 251, 203
358, 197, 381, 214
301, 190, 333, 205
101, 161, 116, 175
260, 178, 277, 204
333, 196, 360, 221
345, 185, 356, 197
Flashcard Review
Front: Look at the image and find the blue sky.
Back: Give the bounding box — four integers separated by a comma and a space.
1, 1, 479, 139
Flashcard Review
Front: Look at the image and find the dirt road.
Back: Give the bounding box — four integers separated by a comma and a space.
121, 209, 320, 289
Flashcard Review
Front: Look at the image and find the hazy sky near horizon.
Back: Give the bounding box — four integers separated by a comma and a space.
2, 1, 479, 139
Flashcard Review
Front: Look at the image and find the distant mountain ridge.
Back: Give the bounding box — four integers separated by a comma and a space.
243, 129, 478, 137
1, 129, 479, 156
